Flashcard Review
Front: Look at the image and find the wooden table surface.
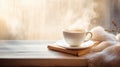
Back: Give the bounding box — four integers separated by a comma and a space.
0, 40, 88, 67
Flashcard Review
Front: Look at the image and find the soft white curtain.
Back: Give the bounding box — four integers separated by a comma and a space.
0, 0, 111, 40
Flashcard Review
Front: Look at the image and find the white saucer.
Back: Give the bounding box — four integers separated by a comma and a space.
55, 40, 94, 49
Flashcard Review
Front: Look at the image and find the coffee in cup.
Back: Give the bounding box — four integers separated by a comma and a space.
63, 29, 92, 47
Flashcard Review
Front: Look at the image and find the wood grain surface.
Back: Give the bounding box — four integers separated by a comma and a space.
0, 40, 88, 67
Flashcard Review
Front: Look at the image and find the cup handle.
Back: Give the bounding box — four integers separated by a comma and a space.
84, 32, 93, 42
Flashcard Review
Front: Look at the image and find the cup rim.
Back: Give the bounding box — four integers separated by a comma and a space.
62, 29, 87, 33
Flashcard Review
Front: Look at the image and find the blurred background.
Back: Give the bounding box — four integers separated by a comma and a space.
0, 0, 119, 40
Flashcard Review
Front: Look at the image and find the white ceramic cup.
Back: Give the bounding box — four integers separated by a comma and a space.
63, 29, 92, 47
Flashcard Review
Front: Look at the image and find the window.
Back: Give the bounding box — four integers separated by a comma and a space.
0, 0, 119, 40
